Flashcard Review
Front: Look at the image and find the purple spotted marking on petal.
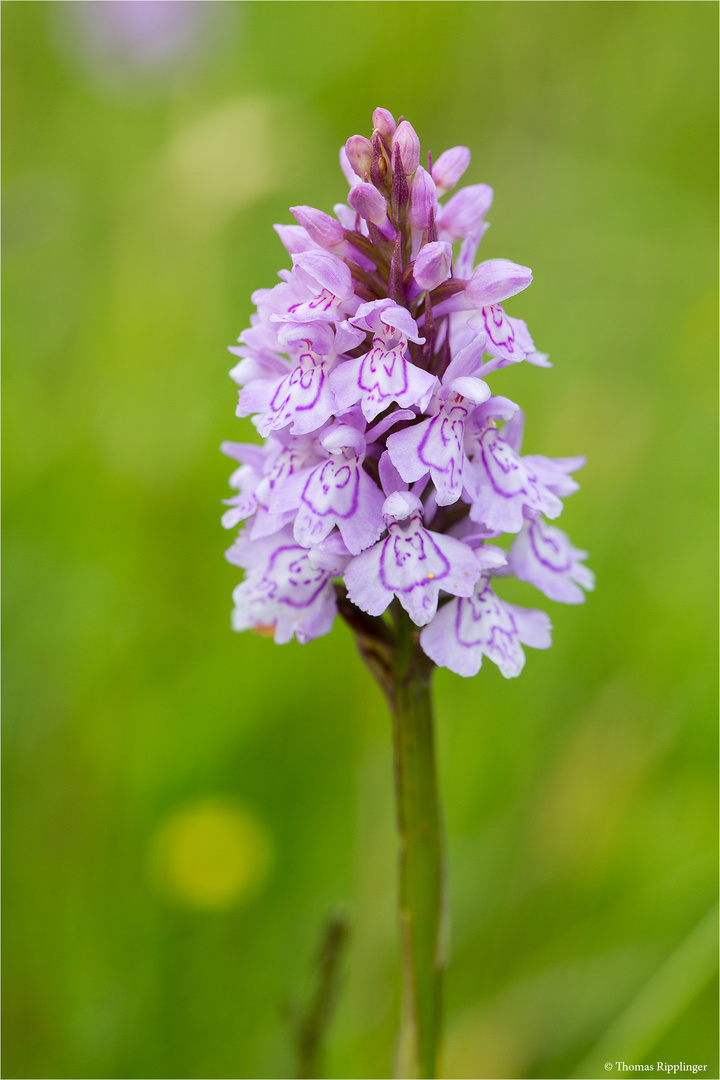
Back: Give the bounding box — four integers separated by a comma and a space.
418, 399, 470, 481
359, 346, 409, 406
451, 580, 525, 675
270, 356, 325, 419
483, 305, 519, 357
528, 518, 573, 572
480, 428, 529, 498
288, 289, 339, 318
262, 545, 331, 609
456, 581, 514, 643
301, 459, 359, 520
379, 519, 450, 592
265, 449, 301, 493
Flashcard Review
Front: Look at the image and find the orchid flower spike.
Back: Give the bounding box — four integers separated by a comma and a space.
222, 108, 592, 677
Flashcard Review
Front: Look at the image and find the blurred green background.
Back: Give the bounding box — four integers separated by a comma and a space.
3, 2, 717, 1078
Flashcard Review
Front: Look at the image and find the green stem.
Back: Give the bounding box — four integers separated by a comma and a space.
389, 609, 444, 1080
337, 591, 446, 1078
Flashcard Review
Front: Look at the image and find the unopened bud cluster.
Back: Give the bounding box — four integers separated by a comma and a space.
222, 108, 593, 677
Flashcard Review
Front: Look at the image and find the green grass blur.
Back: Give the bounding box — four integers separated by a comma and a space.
2, 2, 717, 1078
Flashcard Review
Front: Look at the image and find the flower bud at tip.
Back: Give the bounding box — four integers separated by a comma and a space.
372, 107, 396, 147
345, 135, 373, 179
392, 120, 421, 176
370, 131, 391, 192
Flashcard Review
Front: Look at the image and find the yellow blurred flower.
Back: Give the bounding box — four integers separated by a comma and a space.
148, 797, 272, 910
